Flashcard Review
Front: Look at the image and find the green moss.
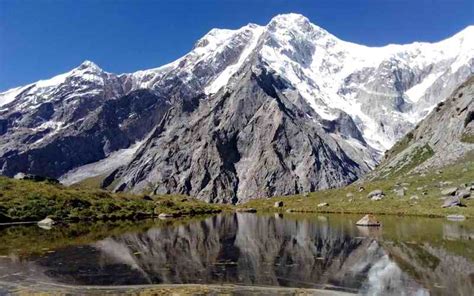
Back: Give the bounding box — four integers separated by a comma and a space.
460, 132, 474, 143
243, 155, 474, 218
385, 131, 414, 159
0, 177, 225, 222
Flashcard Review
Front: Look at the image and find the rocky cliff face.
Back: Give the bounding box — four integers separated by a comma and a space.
0, 14, 473, 202
369, 76, 474, 179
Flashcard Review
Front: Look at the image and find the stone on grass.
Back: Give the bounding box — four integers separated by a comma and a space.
346, 192, 354, 198
441, 187, 458, 196
317, 202, 329, 208
410, 195, 419, 200
457, 190, 470, 199
441, 196, 463, 208
356, 214, 381, 227
38, 217, 55, 230
274, 201, 284, 208
395, 188, 405, 197
367, 189, 384, 200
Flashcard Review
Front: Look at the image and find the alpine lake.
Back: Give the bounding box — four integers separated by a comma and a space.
0, 213, 473, 295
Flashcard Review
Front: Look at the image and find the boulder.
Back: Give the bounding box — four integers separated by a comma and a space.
367, 189, 384, 200
158, 213, 177, 219
441, 196, 463, 208
439, 181, 453, 186
441, 187, 458, 196
274, 201, 284, 208
356, 214, 381, 227
37, 217, 55, 229
317, 202, 329, 208
13, 172, 26, 180
457, 190, 470, 199
395, 188, 405, 197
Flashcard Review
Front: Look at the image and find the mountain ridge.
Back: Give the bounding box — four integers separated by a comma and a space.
0, 13, 473, 202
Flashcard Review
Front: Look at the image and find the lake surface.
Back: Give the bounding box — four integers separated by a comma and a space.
0, 213, 473, 295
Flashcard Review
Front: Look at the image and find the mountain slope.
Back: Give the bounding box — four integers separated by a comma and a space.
0, 13, 473, 202
109, 61, 374, 202
369, 75, 474, 179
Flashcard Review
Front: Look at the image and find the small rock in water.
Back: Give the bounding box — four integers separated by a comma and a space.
37, 217, 55, 230
356, 214, 381, 227
274, 201, 284, 208
457, 190, 471, 199
441, 187, 458, 196
446, 214, 466, 221
317, 202, 329, 208
158, 213, 177, 219
441, 196, 463, 208
286, 209, 295, 213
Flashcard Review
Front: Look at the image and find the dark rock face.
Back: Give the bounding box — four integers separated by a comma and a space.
0, 85, 170, 178
110, 65, 371, 203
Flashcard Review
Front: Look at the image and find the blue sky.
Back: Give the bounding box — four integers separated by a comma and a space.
1, 0, 473, 91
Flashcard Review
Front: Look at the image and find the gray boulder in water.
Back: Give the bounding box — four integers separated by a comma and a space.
37, 217, 55, 229
356, 214, 381, 226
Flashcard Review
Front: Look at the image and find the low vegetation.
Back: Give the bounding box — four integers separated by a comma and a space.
0, 177, 224, 223
461, 132, 474, 143
243, 156, 474, 218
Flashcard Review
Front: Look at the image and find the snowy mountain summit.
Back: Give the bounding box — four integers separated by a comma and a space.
0, 14, 473, 202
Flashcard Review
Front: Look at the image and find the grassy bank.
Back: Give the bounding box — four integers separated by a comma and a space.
0, 177, 224, 223
242, 158, 474, 218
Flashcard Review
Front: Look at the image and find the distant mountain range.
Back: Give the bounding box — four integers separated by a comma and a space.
0, 13, 473, 203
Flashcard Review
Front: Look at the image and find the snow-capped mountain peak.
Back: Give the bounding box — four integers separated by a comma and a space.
0, 14, 472, 202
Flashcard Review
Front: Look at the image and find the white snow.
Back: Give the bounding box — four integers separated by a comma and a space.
0, 86, 26, 107
405, 72, 442, 103
205, 26, 265, 94
1, 14, 472, 158
59, 140, 144, 185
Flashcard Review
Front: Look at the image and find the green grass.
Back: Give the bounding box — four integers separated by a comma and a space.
242, 156, 474, 218
461, 132, 474, 144
0, 177, 225, 222
385, 144, 434, 177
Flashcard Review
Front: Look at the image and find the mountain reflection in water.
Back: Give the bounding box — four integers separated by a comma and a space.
0, 213, 473, 295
